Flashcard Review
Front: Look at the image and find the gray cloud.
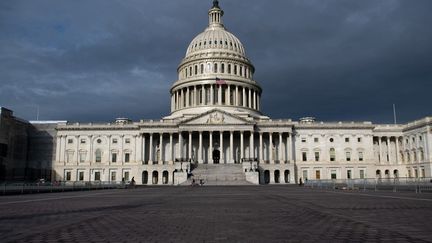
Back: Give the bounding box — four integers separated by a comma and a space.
0, 0, 431, 123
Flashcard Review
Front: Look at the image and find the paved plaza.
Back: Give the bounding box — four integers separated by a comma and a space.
1, 186, 432, 242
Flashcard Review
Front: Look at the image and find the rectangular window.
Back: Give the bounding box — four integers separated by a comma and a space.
125, 138, 130, 144
314, 137, 319, 143
68, 139, 73, 144
346, 151, 351, 161
79, 152, 86, 163
301, 138, 306, 143
95, 151, 102, 163
302, 152, 307, 162
345, 138, 350, 143
94, 172, 101, 181
357, 137, 362, 143
80, 139, 86, 144
315, 170, 321, 180
358, 152, 364, 161
66, 152, 73, 163
302, 170, 308, 180
124, 171, 130, 181
112, 153, 117, 163
347, 170, 352, 179
314, 152, 320, 162
79, 171, 84, 181
113, 139, 118, 144
111, 171, 116, 181
65, 171, 71, 181
331, 170, 337, 179
359, 170, 365, 179
125, 153, 130, 163
421, 168, 425, 178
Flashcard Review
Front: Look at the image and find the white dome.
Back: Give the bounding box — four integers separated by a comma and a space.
186, 28, 246, 57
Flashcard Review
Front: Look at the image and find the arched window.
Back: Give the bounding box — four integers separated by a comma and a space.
200, 64, 204, 74
221, 63, 225, 73
95, 149, 102, 163
330, 148, 336, 161
228, 64, 231, 74
189, 67, 192, 76
214, 63, 218, 73
234, 65, 237, 75
194, 65, 197, 75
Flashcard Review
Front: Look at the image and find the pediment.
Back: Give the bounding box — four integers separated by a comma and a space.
180, 109, 253, 126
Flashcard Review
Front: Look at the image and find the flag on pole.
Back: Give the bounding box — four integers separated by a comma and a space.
216, 77, 227, 85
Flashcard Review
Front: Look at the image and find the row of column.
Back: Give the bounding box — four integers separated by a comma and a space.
376, 136, 400, 164
376, 136, 429, 164
144, 131, 292, 164
57, 131, 293, 165
171, 84, 260, 111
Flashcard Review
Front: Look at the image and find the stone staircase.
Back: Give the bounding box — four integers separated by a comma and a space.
185, 164, 252, 185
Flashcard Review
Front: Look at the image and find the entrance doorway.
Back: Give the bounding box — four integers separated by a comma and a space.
213, 149, 220, 164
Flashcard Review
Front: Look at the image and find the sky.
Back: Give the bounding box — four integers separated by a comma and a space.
0, 0, 431, 124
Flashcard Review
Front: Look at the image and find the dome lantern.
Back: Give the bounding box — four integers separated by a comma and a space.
208, 0, 224, 28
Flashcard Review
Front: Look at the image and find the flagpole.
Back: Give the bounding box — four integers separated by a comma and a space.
393, 104, 397, 125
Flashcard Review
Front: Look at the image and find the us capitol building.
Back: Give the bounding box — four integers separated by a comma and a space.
2, 1, 431, 185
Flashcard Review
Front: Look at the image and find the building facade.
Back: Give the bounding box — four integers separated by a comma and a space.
42, 1, 432, 185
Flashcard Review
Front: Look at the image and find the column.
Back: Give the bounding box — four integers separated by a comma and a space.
269, 132, 273, 163
210, 85, 214, 105
257, 94, 260, 110
142, 134, 146, 163
253, 90, 256, 109
240, 131, 244, 161
186, 88, 190, 107
230, 131, 234, 163
180, 89, 183, 108
209, 132, 213, 164
242, 88, 246, 107
220, 131, 224, 163
395, 136, 400, 164
148, 133, 153, 163
259, 133, 263, 162
159, 133, 163, 164
227, 85, 231, 105
169, 133, 173, 162
248, 88, 252, 109
279, 133, 283, 162
199, 132, 203, 163
178, 133, 182, 160
201, 85, 205, 105
378, 137, 382, 164
218, 85, 222, 105
137, 134, 142, 162
189, 132, 193, 161
287, 134, 291, 162
194, 86, 197, 106
250, 131, 254, 159
235, 86, 239, 106
175, 92, 178, 110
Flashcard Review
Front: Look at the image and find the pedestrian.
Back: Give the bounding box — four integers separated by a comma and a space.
130, 177, 136, 189
299, 178, 303, 186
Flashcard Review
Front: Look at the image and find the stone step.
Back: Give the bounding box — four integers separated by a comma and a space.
183, 164, 251, 186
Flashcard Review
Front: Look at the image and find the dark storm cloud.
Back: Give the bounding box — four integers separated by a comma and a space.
0, 0, 431, 123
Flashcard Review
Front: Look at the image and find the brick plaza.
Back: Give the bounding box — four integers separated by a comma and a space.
1, 186, 432, 242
